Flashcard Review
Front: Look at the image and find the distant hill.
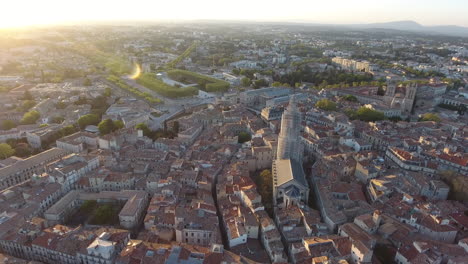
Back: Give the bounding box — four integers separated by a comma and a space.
351, 20, 468, 37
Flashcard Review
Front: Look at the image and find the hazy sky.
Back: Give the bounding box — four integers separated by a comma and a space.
1, 0, 467, 28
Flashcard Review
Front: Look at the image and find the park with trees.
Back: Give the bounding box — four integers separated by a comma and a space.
107, 75, 162, 104
167, 69, 230, 93
136, 73, 198, 98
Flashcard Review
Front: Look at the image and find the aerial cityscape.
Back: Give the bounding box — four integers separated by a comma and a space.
0, 1, 467, 264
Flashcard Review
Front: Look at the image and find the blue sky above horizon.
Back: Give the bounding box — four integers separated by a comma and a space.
1, 0, 467, 28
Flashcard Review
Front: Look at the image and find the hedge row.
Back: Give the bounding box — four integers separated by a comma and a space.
107, 75, 162, 104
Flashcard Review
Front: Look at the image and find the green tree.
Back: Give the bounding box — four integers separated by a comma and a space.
78, 114, 100, 129
98, 119, 115, 135
342, 95, 357, 102
135, 123, 151, 137
103, 87, 112, 97
315, 99, 337, 111
51, 116, 65, 124
98, 119, 124, 135
419, 113, 441, 122
1, 120, 16, 130
253, 79, 268, 89
80, 200, 97, 214
354, 107, 385, 122
113, 120, 124, 130
20, 100, 36, 111
20, 110, 40, 125
0, 143, 15, 159
241, 77, 251, 87
238, 131, 251, 143
272, 81, 282, 87
90, 205, 115, 225
259, 169, 272, 194
83, 78, 92, 86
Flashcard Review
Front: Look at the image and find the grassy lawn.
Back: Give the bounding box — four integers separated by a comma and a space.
136, 73, 198, 98
107, 75, 163, 104
167, 69, 230, 93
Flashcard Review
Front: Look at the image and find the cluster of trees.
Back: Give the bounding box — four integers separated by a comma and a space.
439, 171, 468, 202
136, 73, 198, 98
238, 131, 251, 144
69, 43, 132, 75
345, 107, 385, 122
167, 69, 230, 92
291, 57, 332, 67
419, 113, 441, 122
135, 123, 178, 141
50, 116, 65, 124
78, 114, 100, 129
1, 120, 16, 130
315, 99, 337, 111
288, 43, 322, 57
79, 200, 97, 214
398, 65, 445, 78
241, 77, 251, 87
89, 204, 117, 225
443, 78, 464, 90
272, 81, 292, 88
342, 95, 358, 102
41, 125, 78, 148
256, 169, 273, 216
274, 68, 374, 88
0, 143, 15, 159
191, 41, 238, 67
20, 110, 40, 125
166, 42, 197, 69
107, 75, 162, 104
438, 103, 466, 114
6, 139, 32, 158
252, 79, 268, 89
98, 119, 124, 135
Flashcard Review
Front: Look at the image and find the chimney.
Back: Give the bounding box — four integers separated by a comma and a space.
373, 210, 382, 226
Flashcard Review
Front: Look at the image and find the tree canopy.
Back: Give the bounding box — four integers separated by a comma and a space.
135, 123, 151, 137
346, 107, 385, 122
315, 99, 337, 111
419, 113, 441, 122
20, 110, 40, 125
0, 143, 15, 159
241, 77, 251, 87
78, 114, 100, 129
98, 119, 124, 135
342, 95, 358, 102
1, 120, 16, 130
238, 131, 252, 144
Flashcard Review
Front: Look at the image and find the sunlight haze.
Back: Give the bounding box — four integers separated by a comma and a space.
1, 0, 468, 28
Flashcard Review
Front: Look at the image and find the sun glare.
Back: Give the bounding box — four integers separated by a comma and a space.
129, 63, 142, 80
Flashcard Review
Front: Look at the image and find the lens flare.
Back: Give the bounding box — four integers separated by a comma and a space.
129, 63, 141, 80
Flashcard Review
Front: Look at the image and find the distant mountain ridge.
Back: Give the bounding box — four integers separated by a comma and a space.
350, 20, 468, 37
